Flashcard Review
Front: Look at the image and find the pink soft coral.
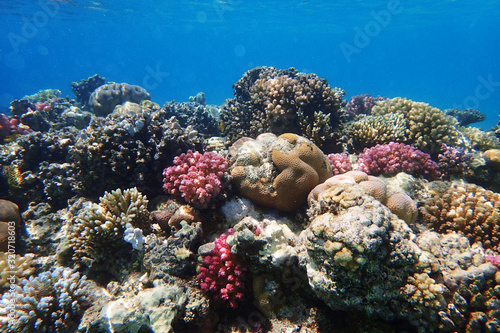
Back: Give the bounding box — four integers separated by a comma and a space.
197, 229, 246, 308
357, 142, 441, 179
163, 150, 228, 209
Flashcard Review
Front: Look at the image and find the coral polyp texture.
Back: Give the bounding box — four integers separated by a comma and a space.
219, 66, 346, 150
437, 143, 473, 177
163, 150, 228, 209
344, 113, 407, 149
326, 153, 352, 175
230, 132, 333, 212
197, 229, 246, 308
420, 183, 500, 251
0, 266, 92, 333
357, 142, 441, 179
371, 97, 462, 153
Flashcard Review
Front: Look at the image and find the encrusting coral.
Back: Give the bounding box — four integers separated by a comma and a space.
420, 183, 500, 251
230, 132, 332, 212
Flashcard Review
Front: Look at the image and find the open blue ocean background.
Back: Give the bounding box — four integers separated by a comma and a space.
1, 0, 499, 128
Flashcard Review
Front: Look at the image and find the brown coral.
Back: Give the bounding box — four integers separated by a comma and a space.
231, 133, 332, 212
372, 97, 461, 153
420, 183, 500, 251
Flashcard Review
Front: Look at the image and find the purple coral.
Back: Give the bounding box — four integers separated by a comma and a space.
163, 150, 228, 209
437, 143, 473, 177
346, 94, 387, 116
197, 229, 246, 308
357, 142, 441, 179
327, 153, 352, 175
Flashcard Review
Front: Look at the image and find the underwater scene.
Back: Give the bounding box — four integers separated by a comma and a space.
0, 1, 500, 332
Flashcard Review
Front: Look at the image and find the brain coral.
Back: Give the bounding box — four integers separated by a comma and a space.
371, 97, 461, 153
220, 66, 346, 150
420, 183, 500, 251
230, 133, 332, 212
88, 82, 151, 116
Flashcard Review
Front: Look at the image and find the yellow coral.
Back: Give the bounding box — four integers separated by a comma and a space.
402, 272, 446, 309
0, 252, 35, 290
344, 113, 407, 147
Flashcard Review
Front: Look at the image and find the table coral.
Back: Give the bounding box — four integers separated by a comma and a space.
197, 229, 247, 308
357, 142, 441, 179
420, 183, 500, 251
163, 150, 228, 209
371, 97, 461, 153
230, 133, 333, 212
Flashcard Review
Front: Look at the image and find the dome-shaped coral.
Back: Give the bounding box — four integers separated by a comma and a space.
230, 133, 332, 212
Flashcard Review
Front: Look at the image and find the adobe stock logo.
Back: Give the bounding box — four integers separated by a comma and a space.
7, 0, 59, 53
340, 0, 402, 64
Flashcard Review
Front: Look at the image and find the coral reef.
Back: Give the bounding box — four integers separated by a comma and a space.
344, 113, 407, 149
88, 83, 151, 116
162, 93, 220, 136
230, 133, 332, 212
220, 66, 346, 150
163, 150, 229, 209
345, 94, 387, 116
0, 252, 35, 290
445, 107, 486, 126
0, 266, 92, 332
461, 126, 500, 151
357, 142, 441, 179
437, 143, 473, 178
9, 89, 61, 117
326, 153, 352, 175
420, 183, 500, 251
60, 187, 150, 268
0, 113, 32, 142
71, 74, 106, 108
197, 229, 247, 308
371, 97, 462, 153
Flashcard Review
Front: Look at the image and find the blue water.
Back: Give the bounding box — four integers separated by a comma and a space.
1, 0, 499, 128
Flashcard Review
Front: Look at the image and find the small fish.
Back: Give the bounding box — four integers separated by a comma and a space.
219, 120, 225, 133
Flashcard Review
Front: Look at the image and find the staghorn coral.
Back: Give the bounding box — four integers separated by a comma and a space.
420, 183, 500, 251
220, 66, 346, 150
0, 266, 92, 333
62, 187, 150, 268
163, 150, 229, 209
88, 83, 151, 116
230, 133, 332, 212
372, 97, 462, 153
344, 113, 407, 148
357, 142, 441, 179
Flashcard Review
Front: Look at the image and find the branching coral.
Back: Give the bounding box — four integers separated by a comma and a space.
163, 150, 228, 209
326, 153, 352, 175
420, 183, 500, 251
197, 229, 247, 308
344, 113, 407, 148
357, 142, 441, 179
0, 266, 92, 332
372, 97, 461, 153
63, 187, 150, 267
